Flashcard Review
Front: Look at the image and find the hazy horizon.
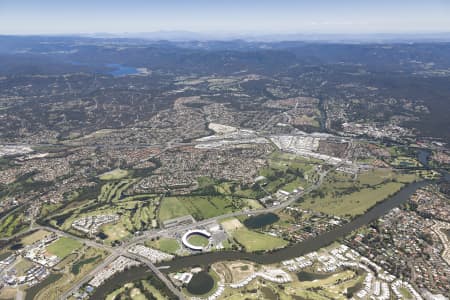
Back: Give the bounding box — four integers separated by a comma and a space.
1, 0, 450, 36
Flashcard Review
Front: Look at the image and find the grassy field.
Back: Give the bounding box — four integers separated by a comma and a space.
301, 181, 404, 216
146, 237, 180, 254
159, 195, 235, 221
99, 168, 129, 180
357, 168, 394, 185
158, 197, 191, 221
299, 168, 418, 217
258, 155, 316, 194
102, 222, 129, 242
232, 228, 288, 252
399, 287, 414, 299
180, 196, 234, 219
244, 199, 263, 209
188, 235, 209, 247
46, 237, 82, 259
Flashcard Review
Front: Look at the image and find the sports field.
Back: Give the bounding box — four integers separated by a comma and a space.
188, 235, 209, 247
46, 237, 82, 259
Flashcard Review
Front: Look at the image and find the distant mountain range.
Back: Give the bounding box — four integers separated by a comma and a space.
82, 31, 450, 43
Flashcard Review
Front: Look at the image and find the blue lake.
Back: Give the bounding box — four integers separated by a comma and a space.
106, 64, 140, 77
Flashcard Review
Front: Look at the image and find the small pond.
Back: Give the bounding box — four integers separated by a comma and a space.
296, 271, 332, 281
243, 213, 280, 229
186, 271, 214, 295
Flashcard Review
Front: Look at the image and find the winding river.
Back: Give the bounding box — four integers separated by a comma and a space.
155, 180, 429, 271
92, 148, 450, 297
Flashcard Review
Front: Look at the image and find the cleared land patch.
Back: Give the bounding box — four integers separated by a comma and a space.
20, 229, 51, 245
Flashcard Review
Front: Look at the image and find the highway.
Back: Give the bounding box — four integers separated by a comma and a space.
125, 253, 186, 300
60, 252, 122, 300
45, 164, 331, 300
4, 150, 335, 300
1, 137, 352, 299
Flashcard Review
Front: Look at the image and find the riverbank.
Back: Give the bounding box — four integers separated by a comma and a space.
90, 179, 429, 299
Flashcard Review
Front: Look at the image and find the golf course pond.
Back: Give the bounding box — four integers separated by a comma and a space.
296, 271, 333, 281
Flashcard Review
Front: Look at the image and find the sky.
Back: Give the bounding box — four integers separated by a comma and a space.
1, 0, 450, 35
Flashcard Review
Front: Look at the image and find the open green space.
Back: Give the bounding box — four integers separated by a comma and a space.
98, 179, 137, 203
101, 221, 130, 242
0, 208, 28, 238
221, 268, 359, 300
154, 153, 321, 223
54, 253, 78, 271
158, 197, 191, 221
390, 156, 421, 168
188, 235, 209, 247
302, 181, 403, 216
299, 168, 418, 217
46, 183, 158, 243
159, 195, 236, 221
399, 287, 414, 299
99, 168, 129, 180
259, 154, 316, 192
105, 278, 171, 300
46, 237, 82, 259
146, 237, 180, 254
71, 254, 102, 275
231, 228, 288, 252
54, 199, 158, 243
